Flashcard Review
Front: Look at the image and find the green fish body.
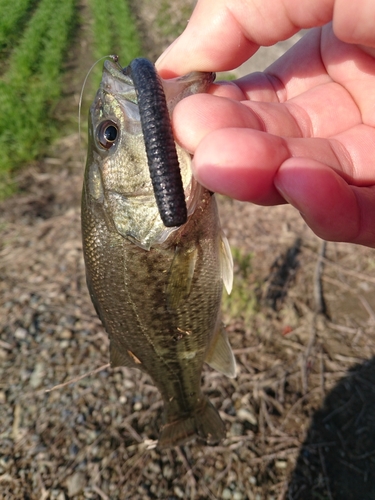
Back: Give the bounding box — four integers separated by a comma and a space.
81, 61, 235, 448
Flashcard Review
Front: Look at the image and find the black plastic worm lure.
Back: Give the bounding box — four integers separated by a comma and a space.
124, 58, 187, 228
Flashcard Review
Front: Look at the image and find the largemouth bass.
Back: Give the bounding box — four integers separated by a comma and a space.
81, 59, 236, 448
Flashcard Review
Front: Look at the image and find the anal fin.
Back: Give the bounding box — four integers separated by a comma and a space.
205, 324, 236, 378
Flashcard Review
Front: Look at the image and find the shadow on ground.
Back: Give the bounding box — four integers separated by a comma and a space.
288, 357, 375, 500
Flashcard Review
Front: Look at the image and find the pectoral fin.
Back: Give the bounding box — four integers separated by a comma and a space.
219, 231, 233, 295
166, 245, 198, 310
110, 341, 142, 368
205, 324, 236, 378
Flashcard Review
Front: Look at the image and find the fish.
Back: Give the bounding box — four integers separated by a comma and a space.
81, 59, 236, 449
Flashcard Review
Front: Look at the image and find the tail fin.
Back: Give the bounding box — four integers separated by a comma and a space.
158, 398, 225, 449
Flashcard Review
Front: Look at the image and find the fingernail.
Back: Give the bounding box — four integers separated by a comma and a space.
275, 178, 304, 215
274, 179, 289, 202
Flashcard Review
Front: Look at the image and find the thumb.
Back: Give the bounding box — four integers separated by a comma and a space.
156, 0, 334, 76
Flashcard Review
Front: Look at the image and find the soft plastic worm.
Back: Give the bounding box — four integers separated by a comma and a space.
125, 58, 187, 227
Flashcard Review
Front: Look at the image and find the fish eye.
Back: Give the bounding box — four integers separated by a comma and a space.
97, 120, 119, 149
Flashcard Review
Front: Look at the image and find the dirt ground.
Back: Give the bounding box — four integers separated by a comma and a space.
2, 2, 375, 499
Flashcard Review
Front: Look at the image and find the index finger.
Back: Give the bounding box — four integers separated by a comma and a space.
156, 0, 334, 76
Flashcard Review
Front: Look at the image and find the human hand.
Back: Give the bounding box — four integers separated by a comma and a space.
156, 0, 375, 247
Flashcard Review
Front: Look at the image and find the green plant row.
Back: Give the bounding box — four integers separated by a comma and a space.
6, 0, 64, 84
0, 0, 77, 184
88, 0, 142, 77
0, 0, 38, 54
0, 0, 142, 195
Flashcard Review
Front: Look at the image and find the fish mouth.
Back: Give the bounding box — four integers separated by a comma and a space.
162, 71, 215, 113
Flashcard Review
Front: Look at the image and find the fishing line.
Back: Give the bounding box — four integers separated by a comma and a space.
78, 54, 120, 165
